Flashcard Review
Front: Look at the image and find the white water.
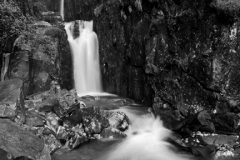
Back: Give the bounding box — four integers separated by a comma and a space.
53, 98, 194, 160
101, 114, 193, 160
60, 0, 64, 21
65, 20, 103, 96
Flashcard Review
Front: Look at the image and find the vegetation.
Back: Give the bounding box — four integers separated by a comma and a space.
0, 0, 48, 53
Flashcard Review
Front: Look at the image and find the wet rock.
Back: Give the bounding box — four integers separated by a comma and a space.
81, 106, 109, 135
0, 118, 47, 159
39, 97, 59, 113
58, 89, 78, 108
55, 123, 89, 150
42, 133, 61, 153
65, 125, 89, 149
104, 110, 129, 131
100, 127, 127, 139
192, 132, 240, 160
25, 110, 45, 127
61, 103, 82, 126
46, 112, 60, 130
0, 78, 25, 123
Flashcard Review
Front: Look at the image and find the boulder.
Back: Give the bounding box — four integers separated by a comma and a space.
0, 118, 47, 159
0, 78, 25, 123
81, 106, 109, 135
43, 27, 62, 38
103, 110, 129, 131
8, 51, 29, 81
100, 127, 126, 139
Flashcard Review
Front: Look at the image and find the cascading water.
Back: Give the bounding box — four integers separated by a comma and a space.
100, 114, 193, 160
65, 20, 103, 96
60, 0, 64, 21
53, 98, 195, 160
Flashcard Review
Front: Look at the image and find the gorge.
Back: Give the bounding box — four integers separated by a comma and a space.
1, 0, 240, 160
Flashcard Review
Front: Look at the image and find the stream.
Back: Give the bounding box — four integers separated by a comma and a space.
52, 96, 150, 160
52, 96, 195, 160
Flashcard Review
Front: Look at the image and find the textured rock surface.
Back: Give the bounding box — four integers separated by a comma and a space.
0, 78, 25, 123
0, 118, 46, 159
55, 0, 240, 112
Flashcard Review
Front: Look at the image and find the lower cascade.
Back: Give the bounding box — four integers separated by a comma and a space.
101, 114, 193, 160
65, 20, 102, 96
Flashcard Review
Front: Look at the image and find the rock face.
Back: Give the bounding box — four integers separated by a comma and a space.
8, 16, 73, 96
0, 118, 45, 159
0, 78, 25, 123
2, 0, 240, 115
56, 0, 240, 118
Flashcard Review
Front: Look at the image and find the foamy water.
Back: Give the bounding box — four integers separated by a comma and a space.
101, 115, 194, 160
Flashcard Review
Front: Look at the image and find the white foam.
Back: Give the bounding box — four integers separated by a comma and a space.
101, 115, 193, 160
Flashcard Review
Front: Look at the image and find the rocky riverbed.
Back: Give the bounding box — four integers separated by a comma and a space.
0, 78, 130, 160
0, 78, 240, 160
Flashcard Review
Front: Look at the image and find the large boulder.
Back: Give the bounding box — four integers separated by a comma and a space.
12, 20, 71, 95
0, 118, 49, 159
0, 78, 25, 123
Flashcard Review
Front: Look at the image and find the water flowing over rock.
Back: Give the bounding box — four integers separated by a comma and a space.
2, 0, 240, 159
65, 20, 102, 96
60, 0, 64, 21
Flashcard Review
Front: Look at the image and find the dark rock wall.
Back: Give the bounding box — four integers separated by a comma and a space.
56, 0, 240, 110
3, 0, 240, 110
61, 0, 155, 103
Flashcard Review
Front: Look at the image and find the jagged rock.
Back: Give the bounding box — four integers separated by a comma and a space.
61, 103, 82, 126
42, 133, 61, 153
25, 110, 45, 127
33, 71, 51, 93
213, 112, 240, 133
33, 21, 52, 28
13, 19, 62, 94
8, 51, 29, 81
58, 89, 78, 108
0, 78, 25, 123
81, 106, 109, 135
56, 124, 89, 150
39, 97, 59, 113
45, 112, 60, 132
197, 110, 215, 133
43, 27, 62, 38
0, 118, 48, 159
100, 127, 127, 139
104, 110, 129, 131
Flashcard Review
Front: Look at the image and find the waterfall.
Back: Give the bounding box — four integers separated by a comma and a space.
65, 20, 103, 96
60, 0, 64, 21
